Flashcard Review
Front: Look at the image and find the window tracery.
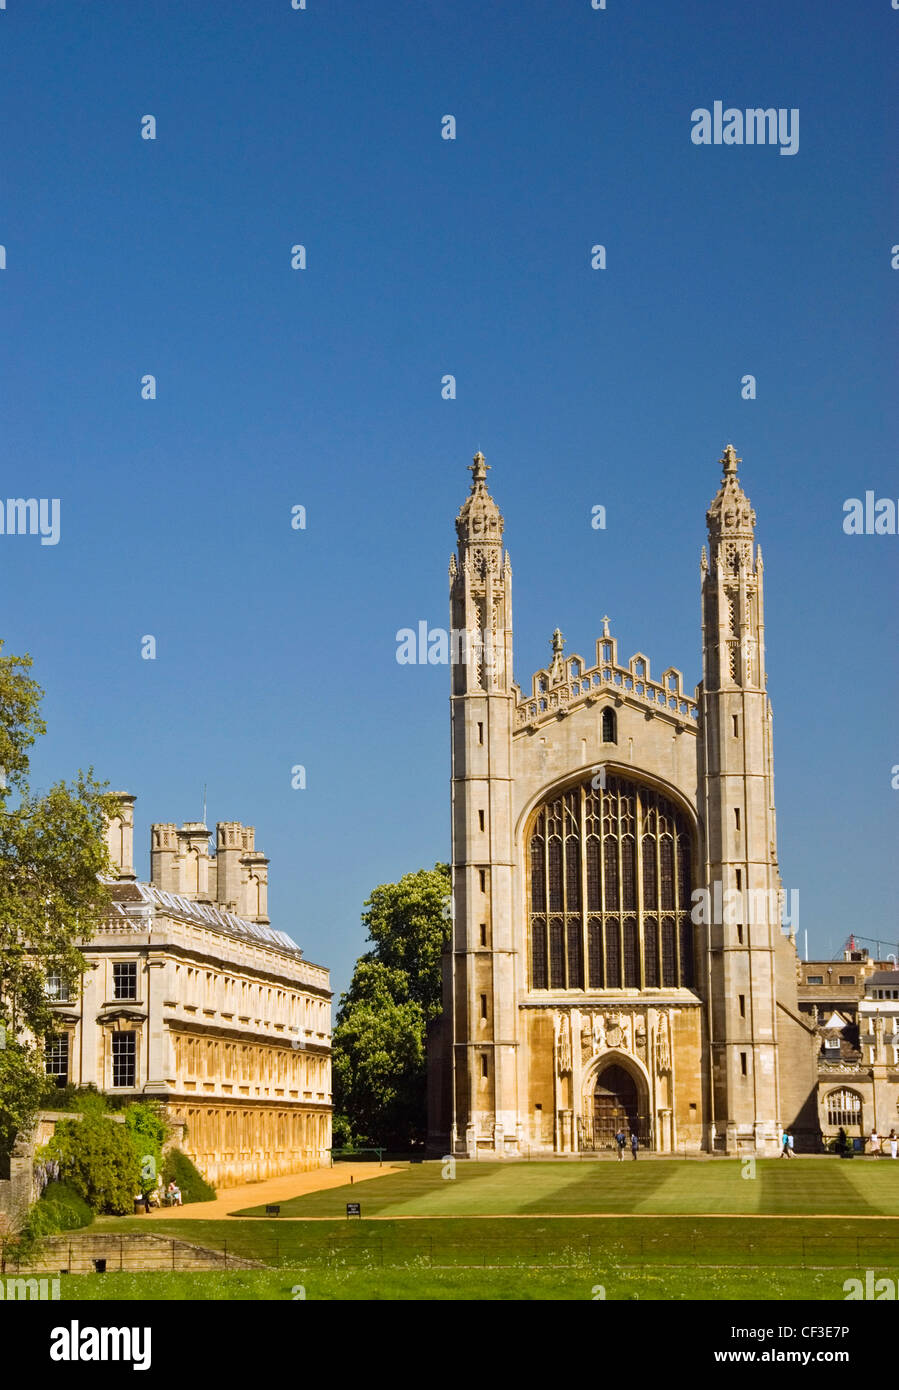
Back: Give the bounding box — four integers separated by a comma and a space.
528, 774, 695, 991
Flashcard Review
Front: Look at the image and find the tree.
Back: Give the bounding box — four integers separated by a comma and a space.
45, 1112, 141, 1214
333, 865, 450, 1149
332, 962, 427, 1148
0, 1042, 47, 1172
358, 866, 450, 1022
0, 642, 117, 1155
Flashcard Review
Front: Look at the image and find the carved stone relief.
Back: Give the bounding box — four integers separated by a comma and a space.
554, 1011, 572, 1076
655, 1012, 671, 1073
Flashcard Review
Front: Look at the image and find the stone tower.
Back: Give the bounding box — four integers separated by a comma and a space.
699, 445, 782, 1154
447, 453, 520, 1156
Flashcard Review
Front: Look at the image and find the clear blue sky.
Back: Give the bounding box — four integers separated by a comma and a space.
1, 0, 895, 995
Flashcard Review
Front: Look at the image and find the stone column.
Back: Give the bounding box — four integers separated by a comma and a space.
79, 961, 102, 1089
144, 956, 171, 1093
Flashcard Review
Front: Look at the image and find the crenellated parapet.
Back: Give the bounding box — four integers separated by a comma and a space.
514, 621, 698, 731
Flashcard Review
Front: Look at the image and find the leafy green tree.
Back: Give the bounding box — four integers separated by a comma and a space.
358, 865, 450, 1022
0, 642, 116, 1157
333, 865, 450, 1148
330, 1112, 353, 1149
46, 1112, 141, 1214
0, 1041, 47, 1172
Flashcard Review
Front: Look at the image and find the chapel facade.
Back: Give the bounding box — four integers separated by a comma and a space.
427, 446, 819, 1158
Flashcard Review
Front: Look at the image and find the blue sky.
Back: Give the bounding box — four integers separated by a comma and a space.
1, 0, 895, 995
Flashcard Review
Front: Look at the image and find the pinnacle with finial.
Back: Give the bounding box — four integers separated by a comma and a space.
551, 628, 564, 653
469, 450, 490, 487
720, 443, 741, 476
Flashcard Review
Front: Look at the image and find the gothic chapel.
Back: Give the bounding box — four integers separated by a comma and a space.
427, 447, 819, 1157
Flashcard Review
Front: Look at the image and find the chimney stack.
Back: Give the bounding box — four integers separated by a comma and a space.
105, 793, 137, 880
177, 822, 212, 898
216, 822, 252, 914
150, 822, 179, 892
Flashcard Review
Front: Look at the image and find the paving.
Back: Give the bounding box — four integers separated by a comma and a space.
141, 1161, 407, 1219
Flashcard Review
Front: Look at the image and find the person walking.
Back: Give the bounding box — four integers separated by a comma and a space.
870, 1128, 880, 1156
787, 1132, 795, 1158
890, 1130, 898, 1160
780, 1131, 790, 1158
615, 1128, 626, 1161
630, 1131, 639, 1161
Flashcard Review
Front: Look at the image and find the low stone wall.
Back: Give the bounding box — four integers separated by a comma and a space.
6, 1233, 262, 1275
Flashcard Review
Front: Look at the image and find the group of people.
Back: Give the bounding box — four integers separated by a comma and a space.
614, 1128, 639, 1160
612, 1128, 899, 1160
135, 1179, 183, 1211
781, 1128, 899, 1157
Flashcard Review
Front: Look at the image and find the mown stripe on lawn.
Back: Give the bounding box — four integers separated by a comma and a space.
839, 1159, 899, 1215
758, 1155, 874, 1214
517, 1161, 676, 1215
628, 1158, 762, 1214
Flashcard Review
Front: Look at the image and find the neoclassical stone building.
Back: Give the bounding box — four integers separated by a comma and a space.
46, 797, 331, 1187
428, 446, 819, 1158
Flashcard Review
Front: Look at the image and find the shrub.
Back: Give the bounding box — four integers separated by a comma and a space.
46, 1112, 141, 1214
69, 1089, 110, 1116
161, 1149, 216, 1203
25, 1181, 93, 1237
124, 1102, 167, 1195
38, 1081, 103, 1113
40, 1080, 75, 1111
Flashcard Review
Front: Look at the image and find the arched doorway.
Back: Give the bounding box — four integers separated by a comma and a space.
591, 1062, 650, 1149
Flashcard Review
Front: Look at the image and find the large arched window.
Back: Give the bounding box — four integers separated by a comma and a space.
528, 772, 694, 991
826, 1088, 862, 1129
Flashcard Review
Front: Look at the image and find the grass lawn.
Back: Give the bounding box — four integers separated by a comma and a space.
233, 1156, 899, 1219
93, 1210, 899, 1269
55, 1263, 860, 1301
69, 1159, 898, 1300
77, 1210, 899, 1300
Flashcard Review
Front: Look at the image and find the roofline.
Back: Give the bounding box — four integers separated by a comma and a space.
102, 879, 311, 965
